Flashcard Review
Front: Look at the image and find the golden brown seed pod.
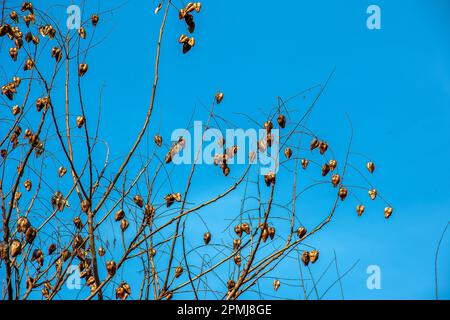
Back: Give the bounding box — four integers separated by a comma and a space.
384, 207, 393, 219
178, 34, 189, 43
233, 238, 241, 250
310, 138, 319, 151
194, 2, 202, 13
10, 239, 22, 258
81, 199, 90, 213
297, 226, 307, 238
10, 11, 19, 23
227, 279, 236, 291
21, 2, 34, 13
284, 147, 292, 159
178, 8, 186, 19
91, 14, 99, 26
356, 205, 365, 217
25, 31, 32, 42
78, 63, 88, 77
116, 282, 131, 300
62, 250, 71, 262
155, 3, 162, 14
301, 251, 310, 266
215, 92, 224, 104
1, 149, 7, 159
98, 246, 105, 257
264, 120, 273, 134
115, 209, 125, 222
48, 243, 57, 255
241, 223, 250, 235
106, 261, 117, 276
17, 216, 30, 233
133, 195, 144, 208
120, 219, 129, 232
329, 159, 337, 171
12, 105, 21, 116
368, 189, 377, 201
76, 116, 85, 128
165, 292, 174, 300
309, 250, 319, 263
268, 226, 276, 240
25, 227, 37, 244
322, 163, 330, 177
182, 37, 195, 53
175, 266, 184, 278
154, 135, 163, 147
277, 114, 286, 128
203, 232, 211, 245
58, 166, 67, 177
266, 133, 273, 148
301, 158, 309, 169
51, 47, 62, 62
24, 58, 34, 71
78, 27, 86, 39
331, 174, 340, 187
319, 141, 328, 155
273, 280, 280, 291
367, 161, 375, 173
73, 216, 82, 229
234, 254, 242, 266
339, 187, 348, 201
234, 225, 243, 237
9, 47, 18, 61
261, 227, 269, 243
264, 172, 276, 187
24, 179, 32, 191
72, 234, 84, 250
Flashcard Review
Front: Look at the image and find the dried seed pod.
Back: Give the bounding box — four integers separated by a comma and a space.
181, 36, 195, 53
284, 147, 292, 159
106, 261, 117, 276
21, 2, 34, 14
51, 191, 68, 212
331, 174, 340, 187
322, 163, 330, 177
310, 138, 319, 151
24, 58, 34, 71
234, 225, 243, 238
23, 13, 35, 27
277, 114, 286, 128
31, 249, 44, 266
10, 11, 19, 23
264, 120, 273, 134
78, 27, 86, 39
227, 279, 236, 291
115, 209, 125, 222
154, 135, 163, 147
58, 166, 67, 177
184, 13, 195, 33
62, 250, 71, 262
78, 63, 88, 77
339, 187, 348, 201
155, 3, 162, 14
356, 205, 365, 217
81, 199, 90, 213
51, 46, 62, 62
266, 133, 273, 147
175, 266, 184, 278
203, 232, 211, 245
194, 2, 202, 13
25, 227, 37, 244
384, 207, 393, 219
301, 251, 310, 266
133, 195, 144, 208
9, 47, 18, 61
297, 226, 307, 238
233, 238, 241, 250
120, 219, 129, 232
76, 116, 85, 128
329, 159, 337, 171
234, 254, 242, 267
48, 243, 57, 255
264, 172, 276, 187
319, 141, 328, 155
73, 216, 82, 229
91, 14, 99, 26
12, 105, 21, 116
241, 223, 250, 235
367, 161, 375, 174
149, 248, 157, 257
268, 226, 276, 240
261, 227, 269, 243
10, 239, 22, 258
72, 234, 84, 250
98, 246, 105, 257
309, 250, 319, 263
368, 189, 377, 201
17, 216, 30, 233
25, 31, 32, 42
24, 179, 32, 191
301, 158, 309, 169
1, 149, 7, 159
273, 280, 280, 291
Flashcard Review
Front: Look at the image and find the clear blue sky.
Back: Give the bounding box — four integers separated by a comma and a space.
3, 0, 450, 299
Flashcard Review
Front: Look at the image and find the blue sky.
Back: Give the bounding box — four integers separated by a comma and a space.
2, 0, 450, 300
